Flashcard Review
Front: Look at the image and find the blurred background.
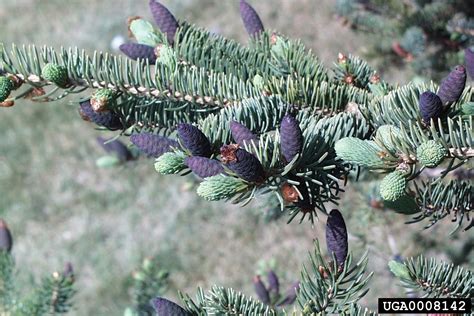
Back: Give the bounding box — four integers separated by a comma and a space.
0, 1, 472, 315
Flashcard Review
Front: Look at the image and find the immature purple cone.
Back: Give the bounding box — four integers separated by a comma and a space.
149, 0, 179, 45
119, 43, 157, 63
150, 297, 190, 316
79, 100, 123, 130
221, 145, 265, 183
267, 270, 279, 294
130, 133, 178, 158
326, 209, 348, 267
419, 91, 443, 124
253, 275, 270, 304
466, 48, 474, 79
437, 65, 466, 106
279, 281, 300, 306
177, 123, 212, 157
97, 137, 133, 161
230, 121, 258, 147
280, 114, 303, 163
0, 219, 13, 253
240, 0, 264, 37
184, 156, 225, 178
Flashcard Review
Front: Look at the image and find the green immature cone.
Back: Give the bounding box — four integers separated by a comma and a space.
91, 88, 116, 112
41, 63, 69, 88
388, 260, 411, 281
0, 76, 14, 102
155, 44, 177, 71
376, 125, 401, 154
380, 171, 406, 202
335, 137, 385, 168
154, 152, 186, 174
416, 140, 446, 168
197, 175, 248, 201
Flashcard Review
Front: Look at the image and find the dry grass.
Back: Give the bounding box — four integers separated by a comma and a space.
0, 1, 469, 315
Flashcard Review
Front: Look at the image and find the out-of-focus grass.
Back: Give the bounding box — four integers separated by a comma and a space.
0, 1, 470, 315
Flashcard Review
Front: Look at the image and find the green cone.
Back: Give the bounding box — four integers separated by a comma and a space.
335, 137, 385, 168
154, 152, 186, 174
91, 88, 116, 112
380, 171, 406, 201
376, 125, 400, 154
384, 194, 420, 214
0, 76, 13, 102
416, 140, 446, 168
388, 260, 411, 281
41, 63, 69, 88
197, 175, 248, 201
155, 44, 177, 70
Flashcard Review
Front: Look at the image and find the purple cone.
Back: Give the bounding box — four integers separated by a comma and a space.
130, 133, 178, 158
79, 100, 123, 130
97, 137, 133, 161
0, 219, 13, 253
466, 47, 474, 80
177, 123, 212, 157
119, 43, 157, 63
222, 146, 265, 183
437, 65, 466, 105
253, 275, 270, 304
267, 270, 279, 294
185, 156, 225, 178
326, 209, 348, 267
149, 0, 179, 45
279, 281, 300, 306
280, 114, 303, 163
230, 121, 258, 147
240, 0, 264, 37
150, 297, 190, 316
419, 91, 443, 124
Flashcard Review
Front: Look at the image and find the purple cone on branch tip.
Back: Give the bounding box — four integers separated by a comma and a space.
465, 47, 474, 80
240, 0, 264, 37
150, 297, 190, 316
184, 156, 225, 178
325, 209, 348, 267
79, 100, 123, 130
280, 114, 303, 163
267, 270, 279, 294
253, 275, 270, 304
0, 219, 13, 253
230, 121, 258, 147
97, 137, 133, 162
130, 133, 178, 158
177, 123, 212, 157
419, 91, 443, 124
221, 145, 265, 183
119, 43, 157, 63
279, 281, 300, 306
437, 65, 466, 105
149, 0, 179, 45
